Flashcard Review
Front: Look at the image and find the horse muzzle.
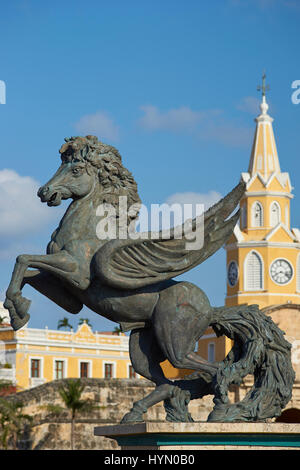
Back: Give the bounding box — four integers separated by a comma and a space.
37, 185, 62, 206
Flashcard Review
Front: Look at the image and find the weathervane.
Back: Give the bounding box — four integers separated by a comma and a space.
257, 72, 270, 97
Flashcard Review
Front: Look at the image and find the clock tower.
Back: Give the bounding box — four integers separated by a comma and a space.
225, 76, 300, 308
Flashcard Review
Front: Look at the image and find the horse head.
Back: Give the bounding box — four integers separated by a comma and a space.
38, 136, 141, 224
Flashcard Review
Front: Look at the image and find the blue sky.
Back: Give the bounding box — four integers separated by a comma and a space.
0, 0, 299, 331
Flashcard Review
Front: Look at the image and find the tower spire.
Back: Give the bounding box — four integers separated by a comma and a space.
257, 72, 270, 98
257, 72, 271, 116
247, 74, 281, 177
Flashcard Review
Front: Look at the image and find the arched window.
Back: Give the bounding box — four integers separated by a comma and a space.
252, 202, 263, 227
297, 254, 300, 293
245, 251, 263, 290
270, 201, 281, 227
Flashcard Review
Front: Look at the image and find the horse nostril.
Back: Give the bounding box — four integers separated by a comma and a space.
38, 186, 50, 198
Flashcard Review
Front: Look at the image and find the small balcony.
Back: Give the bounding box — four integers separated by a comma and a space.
0, 365, 16, 384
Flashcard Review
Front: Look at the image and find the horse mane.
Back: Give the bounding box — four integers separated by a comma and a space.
59, 135, 141, 223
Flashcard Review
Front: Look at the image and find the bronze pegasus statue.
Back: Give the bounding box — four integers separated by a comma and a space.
5, 136, 294, 422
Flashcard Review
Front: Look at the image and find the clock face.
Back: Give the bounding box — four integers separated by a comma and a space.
270, 259, 293, 285
228, 261, 238, 287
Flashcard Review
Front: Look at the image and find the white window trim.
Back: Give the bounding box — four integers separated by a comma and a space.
270, 201, 281, 227
78, 360, 92, 378
244, 250, 264, 291
103, 361, 116, 379
251, 201, 264, 228
53, 358, 68, 380
29, 356, 44, 379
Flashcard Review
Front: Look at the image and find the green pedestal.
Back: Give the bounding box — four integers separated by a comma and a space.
94, 422, 300, 450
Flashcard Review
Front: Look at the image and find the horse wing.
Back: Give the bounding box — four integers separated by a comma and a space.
95, 181, 245, 289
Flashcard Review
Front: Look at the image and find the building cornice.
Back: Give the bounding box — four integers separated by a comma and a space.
15, 347, 130, 361
13, 338, 129, 352
226, 292, 300, 299
225, 241, 300, 251
243, 190, 293, 199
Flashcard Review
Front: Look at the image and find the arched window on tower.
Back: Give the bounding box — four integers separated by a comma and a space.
245, 251, 263, 290
270, 201, 281, 227
252, 202, 263, 227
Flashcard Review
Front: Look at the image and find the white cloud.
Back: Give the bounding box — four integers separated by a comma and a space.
198, 121, 253, 148
139, 190, 222, 232
0, 169, 62, 260
0, 169, 59, 238
138, 105, 208, 132
73, 111, 119, 142
236, 96, 261, 115
137, 104, 252, 148
0, 169, 57, 237
165, 190, 222, 212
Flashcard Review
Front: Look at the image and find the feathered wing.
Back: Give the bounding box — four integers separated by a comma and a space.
95, 181, 245, 289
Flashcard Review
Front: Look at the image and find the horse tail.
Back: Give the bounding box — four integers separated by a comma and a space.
175, 304, 295, 422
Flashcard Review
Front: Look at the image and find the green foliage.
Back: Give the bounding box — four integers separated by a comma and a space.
57, 317, 73, 331
78, 318, 92, 328
0, 399, 32, 449
0, 379, 13, 392
42, 403, 64, 417
2, 363, 12, 369
58, 379, 98, 450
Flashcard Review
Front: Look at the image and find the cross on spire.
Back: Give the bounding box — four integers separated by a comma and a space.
257, 72, 270, 98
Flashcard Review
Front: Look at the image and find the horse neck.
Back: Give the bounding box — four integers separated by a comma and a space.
58, 190, 99, 239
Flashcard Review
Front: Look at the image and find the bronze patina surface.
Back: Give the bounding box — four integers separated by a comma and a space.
5, 136, 295, 422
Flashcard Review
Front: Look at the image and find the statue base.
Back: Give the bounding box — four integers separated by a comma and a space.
94, 422, 300, 450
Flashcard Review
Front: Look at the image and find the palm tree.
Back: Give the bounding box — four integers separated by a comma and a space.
58, 379, 96, 450
78, 318, 92, 329
113, 326, 121, 335
57, 317, 73, 331
0, 399, 32, 449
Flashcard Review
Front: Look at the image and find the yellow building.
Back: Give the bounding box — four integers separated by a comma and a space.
196, 80, 300, 370
225, 91, 300, 308
0, 303, 137, 391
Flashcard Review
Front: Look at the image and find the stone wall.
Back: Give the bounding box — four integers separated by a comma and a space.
5, 378, 215, 450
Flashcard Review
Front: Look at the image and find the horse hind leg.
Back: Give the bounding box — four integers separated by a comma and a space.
121, 327, 192, 423
153, 281, 219, 380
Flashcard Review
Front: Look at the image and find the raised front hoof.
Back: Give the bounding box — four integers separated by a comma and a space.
120, 411, 145, 424
13, 295, 32, 318
10, 313, 30, 331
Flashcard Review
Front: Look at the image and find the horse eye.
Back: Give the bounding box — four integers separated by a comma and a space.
72, 168, 80, 174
